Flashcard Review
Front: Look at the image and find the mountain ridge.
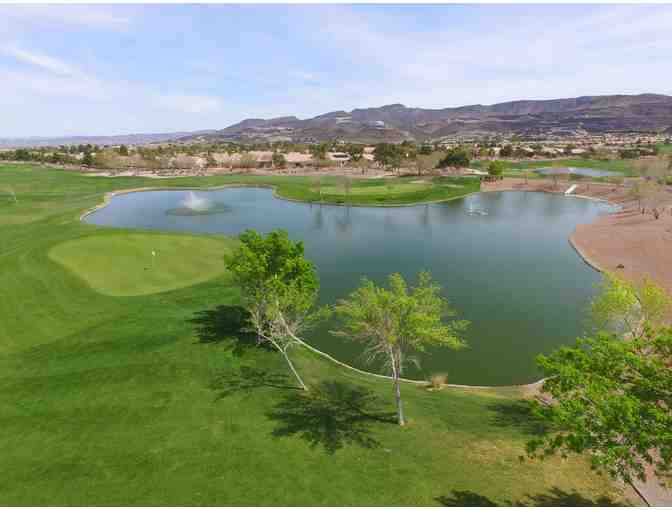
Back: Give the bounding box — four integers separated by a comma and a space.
2, 94, 671, 148
199, 93, 672, 143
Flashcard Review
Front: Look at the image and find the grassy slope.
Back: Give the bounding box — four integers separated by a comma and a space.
656, 143, 672, 154
472, 158, 637, 177
292, 175, 480, 205
0, 164, 631, 505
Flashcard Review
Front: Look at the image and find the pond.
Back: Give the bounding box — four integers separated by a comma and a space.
85, 187, 615, 385
535, 166, 618, 178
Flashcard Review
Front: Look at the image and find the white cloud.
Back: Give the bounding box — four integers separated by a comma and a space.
0, 69, 109, 101
0, 5, 135, 33
2, 44, 75, 76
154, 94, 223, 114
304, 5, 672, 109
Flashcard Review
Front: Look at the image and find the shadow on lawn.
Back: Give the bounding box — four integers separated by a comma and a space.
436, 487, 620, 507
210, 365, 300, 400
487, 399, 548, 436
190, 305, 271, 356
267, 381, 396, 454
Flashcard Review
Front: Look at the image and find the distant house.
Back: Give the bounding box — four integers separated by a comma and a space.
327, 152, 350, 167
285, 152, 313, 168
363, 146, 376, 161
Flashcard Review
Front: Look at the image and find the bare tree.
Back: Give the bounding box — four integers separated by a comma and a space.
239, 153, 258, 170
415, 154, 433, 177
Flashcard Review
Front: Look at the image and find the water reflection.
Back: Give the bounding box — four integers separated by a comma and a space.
85, 188, 615, 385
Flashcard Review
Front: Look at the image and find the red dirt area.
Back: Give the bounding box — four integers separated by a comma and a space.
571, 208, 672, 293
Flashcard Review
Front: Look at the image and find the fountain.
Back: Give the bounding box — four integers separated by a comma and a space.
166, 190, 230, 216
465, 196, 488, 216
181, 191, 211, 211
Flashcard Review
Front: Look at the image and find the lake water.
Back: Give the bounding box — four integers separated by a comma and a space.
85, 187, 615, 385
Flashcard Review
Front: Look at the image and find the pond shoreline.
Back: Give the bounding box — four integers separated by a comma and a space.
79, 179, 626, 393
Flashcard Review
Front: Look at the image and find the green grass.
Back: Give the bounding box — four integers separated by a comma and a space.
317, 176, 476, 205
323, 182, 432, 195
656, 143, 672, 154
472, 158, 638, 177
306, 176, 479, 205
49, 233, 235, 296
0, 163, 634, 505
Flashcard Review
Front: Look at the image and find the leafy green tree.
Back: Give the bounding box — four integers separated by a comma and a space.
224, 229, 328, 390
419, 144, 433, 155
499, 144, 514, 158
14, 149, 32, 161
373, 143, 404, 171
82, 151, 94, 167
272, 152, 287, 169
118, 145, 129, 156
590, 272, 671, 338
487, 160, 506, 177
331, 271, 468, 425
438, 148, 470, 168
528, 274, 672, 484
310, 143, 329, 161
344, 144, 364, 162
527, 326, 672, 484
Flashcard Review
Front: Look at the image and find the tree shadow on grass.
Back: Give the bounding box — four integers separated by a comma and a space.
487, 399, 549, 436
436, 487, 620, 507
267, 380, 397, 454
436, 491, 498, 506
210, 365, 300, 400
189, 305, 271, 356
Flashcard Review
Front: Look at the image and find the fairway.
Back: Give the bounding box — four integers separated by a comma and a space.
321, 182, 433, 195
0, 164, 634, 505
49, 233, 234, 296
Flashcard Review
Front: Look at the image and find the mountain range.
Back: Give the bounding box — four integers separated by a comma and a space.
191, 94, 672, 143
3, 94, 672, 148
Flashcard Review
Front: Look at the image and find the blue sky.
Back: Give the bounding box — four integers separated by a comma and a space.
1, 3, 672, 137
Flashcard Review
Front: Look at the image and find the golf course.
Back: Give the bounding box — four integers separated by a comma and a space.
0, 164, 633, 505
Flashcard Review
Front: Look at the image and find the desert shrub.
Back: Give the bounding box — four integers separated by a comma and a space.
239, 153, 258, 169
429, 373, 448, 390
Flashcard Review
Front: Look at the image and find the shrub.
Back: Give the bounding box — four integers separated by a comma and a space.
429, 373, 448, 390
438, 148, 470, 168
487, 160, 506, 177
272, 152, 286, 169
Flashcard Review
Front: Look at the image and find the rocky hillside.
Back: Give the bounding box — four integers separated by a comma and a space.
4, 94, 671, 148
185, 94, 672, 143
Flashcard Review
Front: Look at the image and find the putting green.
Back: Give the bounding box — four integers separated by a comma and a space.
49, 233, 234, 296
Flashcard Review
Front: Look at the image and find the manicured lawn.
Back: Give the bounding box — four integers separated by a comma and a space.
49, 233, 235, 296
472, 158, 638, 177
322, 182, 432, 195
0, 164, 633, 505
300, 175, 479, 205
318, 177, 472, 204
